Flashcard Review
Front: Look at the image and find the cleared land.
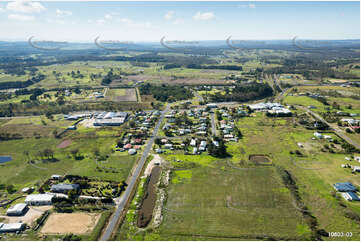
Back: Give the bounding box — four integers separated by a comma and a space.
41, 213, 100, 234
159, 164, 310, 240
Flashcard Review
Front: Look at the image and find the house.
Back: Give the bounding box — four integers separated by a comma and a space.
155, 148, 163, 154
199, 141, 207, 151
163, 124, 171, 130
352, 166, 360, 173
333, 182, 357, 192
51, 183, 80, 193
224, 134, 234, 139
21, 187, 33, 194
124, 144, 132, 149
0, 223, 25, 233
164, 143, 173, 149
6, 203, 28, 216
212, 140, 219, 147
128, 149, 137, 155
323, 135, 333, 141
51, 174, 62, 180
196, 131, 207, 135
190, 139, 197, 147
206, 103, 218, 108
25, 194, 54, 206
192, 147, 198, 155
341, 192, 360, 201
341, 118, 359, 126
67, 125, 77, 130
313, 132, 323, 139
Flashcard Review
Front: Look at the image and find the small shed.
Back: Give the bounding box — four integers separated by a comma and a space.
128, 149, 137, 155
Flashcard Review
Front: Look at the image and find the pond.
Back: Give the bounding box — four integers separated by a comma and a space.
137, 166, 161, 228
0, 156, 12, 164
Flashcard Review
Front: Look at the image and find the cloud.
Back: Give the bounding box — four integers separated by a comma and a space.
173, 18, 184, 25
104, 14, 112, 20
118, 18, 152, 28
193, 11, 215, 21
56, 9, 72, 17
47, 18, 65, 24
96, 19, 106, 25
164, 11, 174, 20
0, 8, 5, 13
8, 13, 35, 21
7, 0, 46, 14
238, 3, 256, 9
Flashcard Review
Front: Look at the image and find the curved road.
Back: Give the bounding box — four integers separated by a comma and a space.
100, 104, 170, 241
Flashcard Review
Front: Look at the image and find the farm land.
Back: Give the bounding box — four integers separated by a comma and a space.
0, 41, 359, 241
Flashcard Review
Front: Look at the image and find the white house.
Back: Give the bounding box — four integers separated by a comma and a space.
190, 139, 196, 147
313, 132, 323, 139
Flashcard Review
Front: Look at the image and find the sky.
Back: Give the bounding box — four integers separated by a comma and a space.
0, 0, 359, 42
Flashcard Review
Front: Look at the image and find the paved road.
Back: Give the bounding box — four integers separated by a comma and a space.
99, 104, 170, 241
298, 105, 359, 149
210, 112, 216, 136
274, 88, 289, 103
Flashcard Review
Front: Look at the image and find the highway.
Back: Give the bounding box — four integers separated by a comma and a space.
298, 105, 359, 149
99, 104, 170, 241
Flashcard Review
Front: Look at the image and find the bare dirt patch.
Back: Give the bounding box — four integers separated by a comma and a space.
116, 89, 137, 102
57, 139, 72, 149
41, 212, 100, 235
144, 154, 163, 177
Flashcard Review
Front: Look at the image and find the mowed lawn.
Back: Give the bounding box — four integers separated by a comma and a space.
159, 163, 311, 240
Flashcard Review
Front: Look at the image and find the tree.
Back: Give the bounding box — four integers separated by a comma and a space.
56, 96, 65, 105
128, 120, 136, 128
52, 129, 58, 138
70, 148, 80, 159
6, 184, 15, 194
46, 112, 54, 120
155, 138, 162, 146
93, 148, 100, 158
43, 148, 54, 160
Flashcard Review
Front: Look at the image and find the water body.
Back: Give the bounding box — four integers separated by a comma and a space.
137, 166, 161, 228
0, 156, 12, 164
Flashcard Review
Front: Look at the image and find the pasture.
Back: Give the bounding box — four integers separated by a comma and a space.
233, 113, 360, 240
